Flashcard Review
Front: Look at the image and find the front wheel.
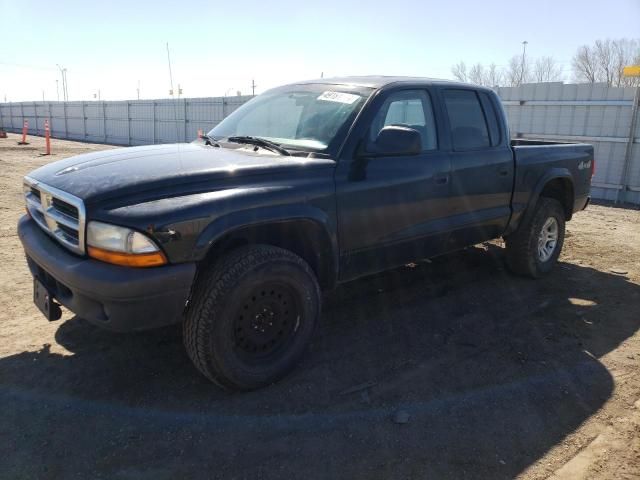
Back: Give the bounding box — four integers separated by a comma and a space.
505, 198, 566, 278
184, 245, 321, 391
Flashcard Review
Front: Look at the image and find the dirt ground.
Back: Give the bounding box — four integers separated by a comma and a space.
1, 132, 639, 480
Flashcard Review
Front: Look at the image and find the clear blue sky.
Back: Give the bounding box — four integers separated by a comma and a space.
1, 0, 638, 101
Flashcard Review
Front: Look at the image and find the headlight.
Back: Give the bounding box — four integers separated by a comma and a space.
86, 221, 167, 267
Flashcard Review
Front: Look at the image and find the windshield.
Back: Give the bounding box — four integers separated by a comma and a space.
209, 85, 373, 153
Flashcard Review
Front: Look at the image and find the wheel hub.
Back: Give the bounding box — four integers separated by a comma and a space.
252, 306, 275, 332
233, 284, 298, 358
537, 216, 559, 262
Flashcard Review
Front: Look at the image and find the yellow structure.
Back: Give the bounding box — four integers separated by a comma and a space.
622, 65, 640, 77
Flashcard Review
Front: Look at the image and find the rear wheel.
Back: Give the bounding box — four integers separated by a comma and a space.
184, 245, 321, 390
505, 197, 566, 278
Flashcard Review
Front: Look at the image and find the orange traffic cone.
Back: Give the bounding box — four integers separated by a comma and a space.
18, 120, 29, 145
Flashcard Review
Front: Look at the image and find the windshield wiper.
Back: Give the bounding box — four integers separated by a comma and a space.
226, 136, 290, 156
199, 133, 220, 147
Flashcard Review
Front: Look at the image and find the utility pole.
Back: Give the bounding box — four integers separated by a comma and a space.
56, 64, 68, 101
137, 80, 140, 100
251, 79, 257, 96
520, 40, 528, 85
56, 80, 59, 101
57, 65, 65, 101
166, 42, 175, 98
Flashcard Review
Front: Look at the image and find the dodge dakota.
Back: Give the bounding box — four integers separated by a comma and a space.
18, 76, 593, 390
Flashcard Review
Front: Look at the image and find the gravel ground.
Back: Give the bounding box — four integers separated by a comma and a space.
1, 132, 639, 480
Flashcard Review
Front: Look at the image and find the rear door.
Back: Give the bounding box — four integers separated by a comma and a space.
335, 87, 452, 281
440, 88, 514, 248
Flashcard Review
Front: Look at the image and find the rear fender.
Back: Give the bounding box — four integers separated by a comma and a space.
507, 168, 574, 235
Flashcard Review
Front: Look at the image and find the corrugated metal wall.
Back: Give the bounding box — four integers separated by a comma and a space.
1, 84, 639, 203
0, 96, 252, 146
497, 82, 640, 204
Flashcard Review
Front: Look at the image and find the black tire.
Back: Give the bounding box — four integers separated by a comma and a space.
505, 197, 566, 278
184, 245, 321, 391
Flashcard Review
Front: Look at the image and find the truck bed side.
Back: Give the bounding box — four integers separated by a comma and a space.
508, 142, 593, 234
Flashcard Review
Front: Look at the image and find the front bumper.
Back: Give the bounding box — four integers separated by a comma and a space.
18, 216, 196, 332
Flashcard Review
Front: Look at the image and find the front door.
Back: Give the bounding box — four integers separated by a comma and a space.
335, 88, 452, 281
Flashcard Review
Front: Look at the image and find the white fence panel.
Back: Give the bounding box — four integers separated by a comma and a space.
498, 82, 640, 204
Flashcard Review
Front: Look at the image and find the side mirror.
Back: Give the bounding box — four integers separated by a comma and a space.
365, 125, 422, 157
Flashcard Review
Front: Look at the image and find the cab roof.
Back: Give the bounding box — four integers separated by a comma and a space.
288, 75, 488, 91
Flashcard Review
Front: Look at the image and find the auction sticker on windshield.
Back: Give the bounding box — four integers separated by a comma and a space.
317, 91, 360, 104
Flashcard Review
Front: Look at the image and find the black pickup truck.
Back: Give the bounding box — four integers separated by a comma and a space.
18, 77, 593, 390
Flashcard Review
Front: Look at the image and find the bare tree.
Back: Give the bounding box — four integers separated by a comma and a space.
572, 38, 640, 86
505, 56, 520, 86
534, 56, 564, 82
594, 39, 616, 85
449, 38, 639, 88
468, 63, 486, 85
451, 61, 468, 83
484, 63, 503, 87
505, 55, 532, 86
451, 61, 504, 87
572, 45, 599, 83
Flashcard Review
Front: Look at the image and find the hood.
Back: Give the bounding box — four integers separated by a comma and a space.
27, 143, 334, 204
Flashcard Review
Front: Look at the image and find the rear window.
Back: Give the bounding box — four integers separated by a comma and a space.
443, 89, 491, 151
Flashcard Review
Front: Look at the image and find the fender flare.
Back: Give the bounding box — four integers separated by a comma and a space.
521, 168, 574, 227
192, 204, 338, 287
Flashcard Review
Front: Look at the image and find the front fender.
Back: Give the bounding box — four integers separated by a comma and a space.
191, 204, 339, 288
192, 204, 336, 260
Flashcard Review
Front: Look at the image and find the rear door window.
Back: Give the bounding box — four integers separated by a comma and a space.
443, 89, 491, 151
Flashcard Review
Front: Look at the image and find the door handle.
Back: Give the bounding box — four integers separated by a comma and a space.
498, 168, 510, 177
435, 174, 449, 185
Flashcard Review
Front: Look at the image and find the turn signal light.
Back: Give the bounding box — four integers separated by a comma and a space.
87, 246, 167, 267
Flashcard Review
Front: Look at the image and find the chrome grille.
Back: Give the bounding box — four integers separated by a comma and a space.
23, 176, 86, 255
